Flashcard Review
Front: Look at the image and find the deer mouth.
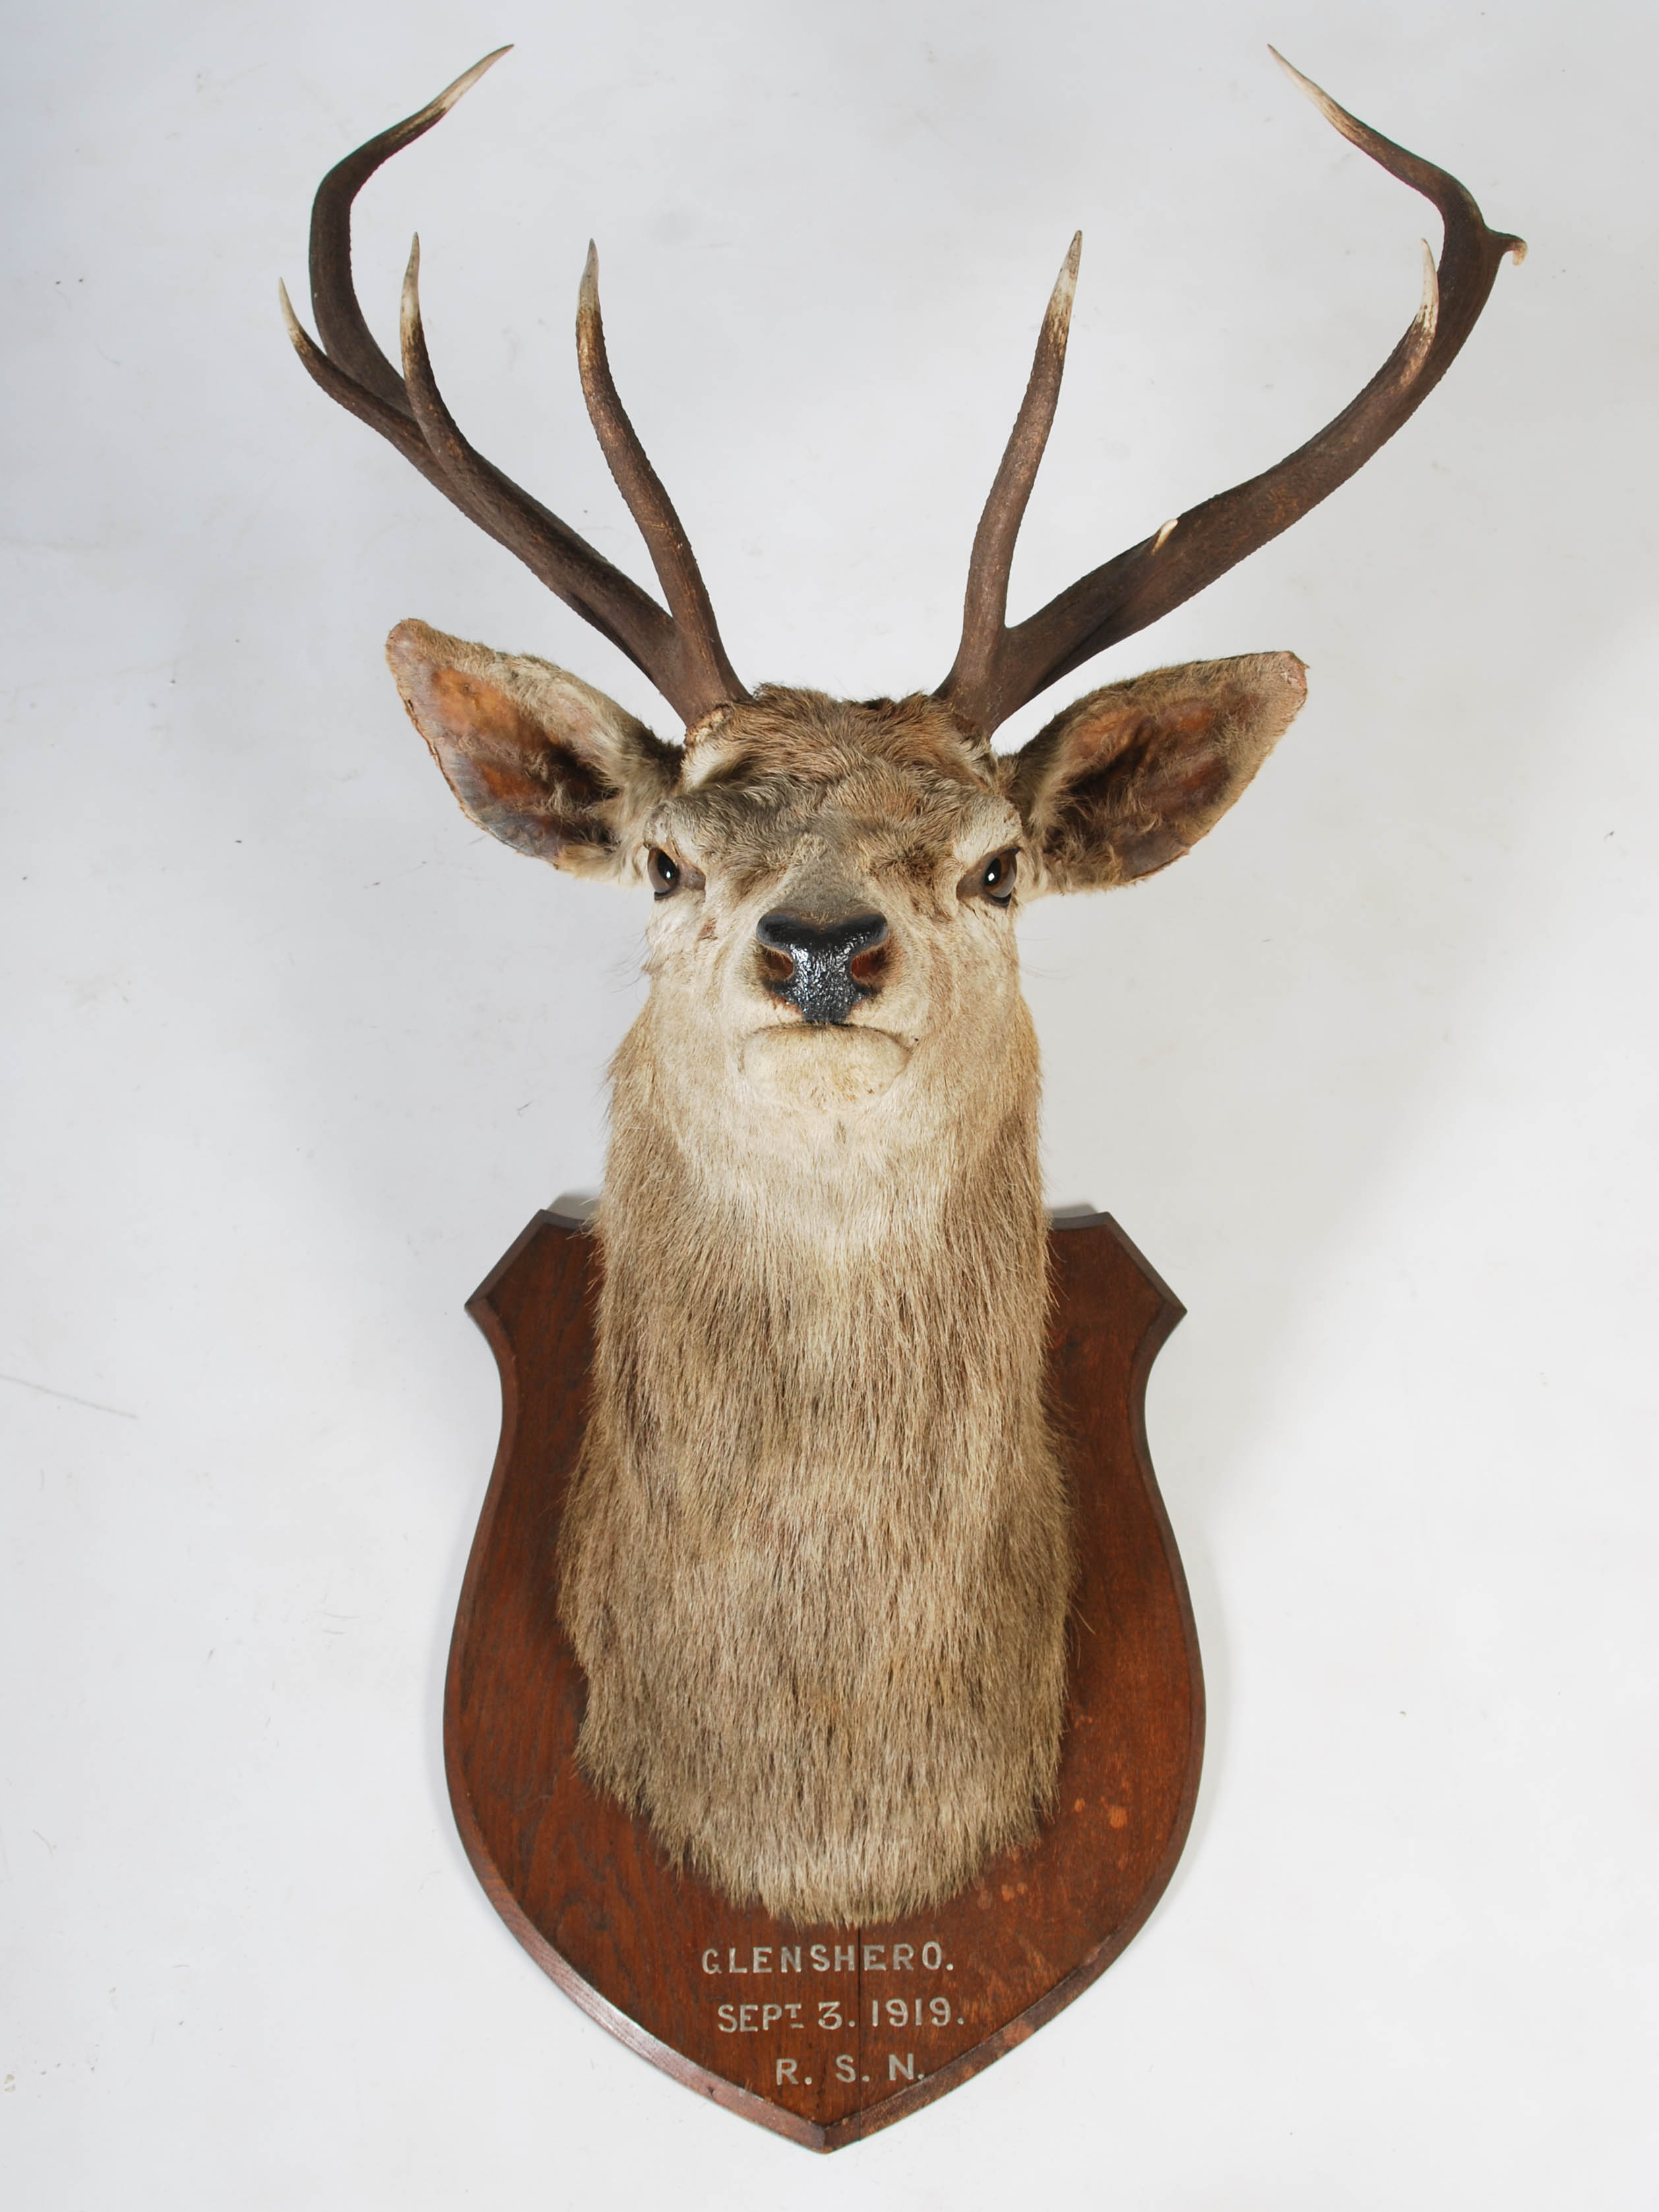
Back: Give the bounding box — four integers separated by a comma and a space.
739, 1023, 911, 1113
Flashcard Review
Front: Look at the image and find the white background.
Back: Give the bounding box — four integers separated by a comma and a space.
4, 0, 1654, 2203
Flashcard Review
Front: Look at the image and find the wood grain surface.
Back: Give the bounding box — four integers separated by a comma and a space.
444, 1208, 1203, 2150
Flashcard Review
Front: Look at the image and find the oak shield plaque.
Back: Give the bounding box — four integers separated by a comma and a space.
446, 1206, 1199, 2149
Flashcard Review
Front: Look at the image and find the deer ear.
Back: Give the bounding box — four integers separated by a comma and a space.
386, 619, 682, 878
1007, 652, 1308, 893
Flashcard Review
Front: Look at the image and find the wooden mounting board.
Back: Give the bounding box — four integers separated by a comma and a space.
444, 1208, 1203, 2151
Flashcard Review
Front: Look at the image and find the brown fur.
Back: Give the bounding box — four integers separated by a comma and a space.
563, 1016, 1066, 1922
390, 625, 1308, 1922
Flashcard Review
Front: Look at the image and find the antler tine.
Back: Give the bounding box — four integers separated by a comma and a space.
282, 53, 748, 725
309, 46, 512, 412
577, 246, 747, 718
396, 238, 682, 680
944, 236, 1082, 726
938, 56, 1525, 737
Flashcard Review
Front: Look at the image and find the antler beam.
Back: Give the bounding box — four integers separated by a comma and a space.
280, 49, 746, 727
937, 52, 1525, 737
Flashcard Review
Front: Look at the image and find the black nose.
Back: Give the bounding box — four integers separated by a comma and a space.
756, 909, 889, 1026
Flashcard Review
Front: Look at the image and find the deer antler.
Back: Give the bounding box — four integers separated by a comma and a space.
280, 49, 746, 727
938, 52, 1526, 738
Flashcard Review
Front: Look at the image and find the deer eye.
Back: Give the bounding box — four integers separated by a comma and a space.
961, 847, 1018, 906
646, 847, 682, 896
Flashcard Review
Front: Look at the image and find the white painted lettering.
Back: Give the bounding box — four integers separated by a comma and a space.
785, 2002, 802, 2023
738, 2003, 758, 2031
717, 2004, 736, 2032
697, 1938, 950, 1988
817, 1999, 842, 2031
762, 2003, 783, 2029
886, 1997, 908, 2027
889, 2052, 917, 2082
834, 2054, 857, 2083
930, 1996, 952, 2026
775, 2058, 798, 2084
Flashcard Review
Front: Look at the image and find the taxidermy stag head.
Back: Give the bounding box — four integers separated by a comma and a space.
284, 49, 1521, 1922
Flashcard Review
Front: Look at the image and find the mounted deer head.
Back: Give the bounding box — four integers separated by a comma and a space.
284, 51, 1521, 1922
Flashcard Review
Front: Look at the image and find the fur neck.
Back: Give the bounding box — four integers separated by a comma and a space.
558, 1004, 1071, 1922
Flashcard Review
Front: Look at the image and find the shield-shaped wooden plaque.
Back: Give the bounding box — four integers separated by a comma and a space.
445, 1205, 1202, 2150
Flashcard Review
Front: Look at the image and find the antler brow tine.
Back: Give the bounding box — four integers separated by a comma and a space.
281, 50, 747, 726
937, 55, 1524, 738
